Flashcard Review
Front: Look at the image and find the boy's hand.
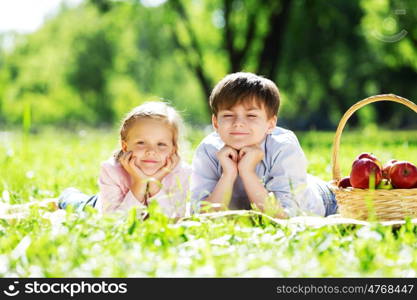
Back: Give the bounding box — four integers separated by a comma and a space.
217, 146, 238, 179
237, 145, 264, 174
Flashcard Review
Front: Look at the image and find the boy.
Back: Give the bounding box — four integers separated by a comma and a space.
191, 72, 337, 218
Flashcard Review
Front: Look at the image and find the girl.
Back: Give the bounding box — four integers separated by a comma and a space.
58, 101, 191, 218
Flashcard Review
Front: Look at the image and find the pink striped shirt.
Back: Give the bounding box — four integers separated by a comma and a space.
96, 157, 191, 217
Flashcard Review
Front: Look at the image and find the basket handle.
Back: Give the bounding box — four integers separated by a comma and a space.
332, 94, 417, 182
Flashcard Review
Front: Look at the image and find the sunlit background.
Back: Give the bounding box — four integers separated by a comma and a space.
0, 0, 83, 33
1, 1, 417, 278
0, 0, 416, 130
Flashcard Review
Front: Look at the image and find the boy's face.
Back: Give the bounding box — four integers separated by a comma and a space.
212, 100, 277, 150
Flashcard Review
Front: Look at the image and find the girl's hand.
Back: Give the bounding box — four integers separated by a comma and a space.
119, 151, 149, 205
147, 153, 179, 197
152, 152, 179, 182
119, 151, 148, 183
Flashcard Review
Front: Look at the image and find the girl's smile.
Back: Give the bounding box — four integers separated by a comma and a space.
122, 118, 175, 176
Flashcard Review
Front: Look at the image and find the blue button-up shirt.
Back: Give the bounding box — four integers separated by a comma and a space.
190, 126, 326, 217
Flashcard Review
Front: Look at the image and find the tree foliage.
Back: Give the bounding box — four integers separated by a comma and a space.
0, 0, 416, 129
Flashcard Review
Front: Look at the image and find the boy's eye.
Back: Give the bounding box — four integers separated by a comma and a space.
158, 143, 168, 147
223, 114, 233, 118
137, 141, 144, 145
248, 115, 257, 118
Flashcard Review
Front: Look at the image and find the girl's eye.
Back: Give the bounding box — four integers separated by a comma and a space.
223, 115, 233, 118
137, 141, 144, 145
158, 143, 167, 147
248, 115, 257, 118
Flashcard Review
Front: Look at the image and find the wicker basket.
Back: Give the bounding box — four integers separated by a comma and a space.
331, 94, 417, 221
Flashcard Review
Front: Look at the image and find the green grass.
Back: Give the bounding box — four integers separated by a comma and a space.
1, 127, 417, 277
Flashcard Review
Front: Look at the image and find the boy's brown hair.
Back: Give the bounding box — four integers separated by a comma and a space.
209, 72, 280, 119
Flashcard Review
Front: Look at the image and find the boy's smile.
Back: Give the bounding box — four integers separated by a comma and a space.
212, 100, 277, 150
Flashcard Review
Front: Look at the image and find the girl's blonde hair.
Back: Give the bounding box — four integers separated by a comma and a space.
114, 101, 184, 161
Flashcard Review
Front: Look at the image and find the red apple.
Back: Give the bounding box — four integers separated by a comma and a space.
350, 158, 382, 189
389, 161, 417, 189
353, 152, 382, 170
382, 159, 398, 179
338, 176, 352, 188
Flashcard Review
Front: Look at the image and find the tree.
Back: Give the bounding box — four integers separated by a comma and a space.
2, 0, 417, 129
168, 0, 292, 98
66, 28, 116, 124
166, 0, 417, 129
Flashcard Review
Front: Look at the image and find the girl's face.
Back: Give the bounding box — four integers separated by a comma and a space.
122, 118, 175, 176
